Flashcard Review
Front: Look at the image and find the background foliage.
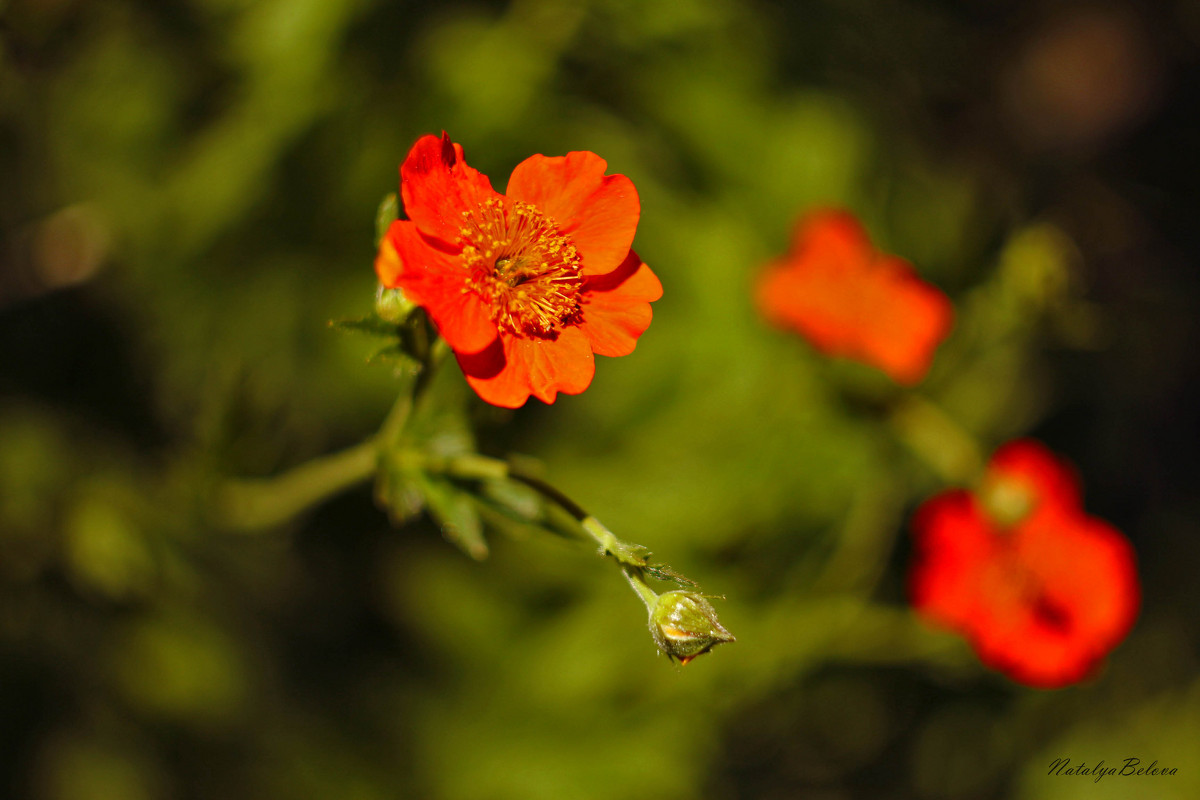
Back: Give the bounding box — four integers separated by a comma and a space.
3, 0, 1199, 797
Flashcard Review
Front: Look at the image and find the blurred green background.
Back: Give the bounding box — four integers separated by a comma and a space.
3, 0, 1200, 797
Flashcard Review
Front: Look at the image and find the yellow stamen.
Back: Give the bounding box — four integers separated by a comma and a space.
458, 198, 584, 339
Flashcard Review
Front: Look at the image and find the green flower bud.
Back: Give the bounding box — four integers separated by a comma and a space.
649, 590, 735, 665
375, 286, 416, 323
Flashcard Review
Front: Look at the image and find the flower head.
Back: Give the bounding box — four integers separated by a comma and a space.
756, 209, 953, 384
375, 133, 661, 407
909, 440, 1140, 688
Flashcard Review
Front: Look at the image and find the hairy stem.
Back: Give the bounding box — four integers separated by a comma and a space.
623, 566, 660, 612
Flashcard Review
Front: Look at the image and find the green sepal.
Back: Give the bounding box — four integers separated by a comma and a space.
643, 562, 700, 588
375, 192, 399, 247
375, 287, 417, 324
367, 343, 419, 368
329, 313, 398, 339
330, 308, 429, 365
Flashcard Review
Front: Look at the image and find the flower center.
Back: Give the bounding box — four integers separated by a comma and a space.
457, 198, 584, 338
980, 476, 1036, 529
982, 551, 1074, 636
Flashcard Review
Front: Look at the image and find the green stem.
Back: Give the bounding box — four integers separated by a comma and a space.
379, 334, 450, 449
511, 473, 589, 522
210, 334, 678, 632
434, 452, 511, 482
426, 451, 669, 607
579, 515, 622, 554
889, 394, 985, 485
433, 453, 612, 550
214, 438, 378, 531
809, 478, 905, 595
623, 566, 660, 613
214, 334, 451, 532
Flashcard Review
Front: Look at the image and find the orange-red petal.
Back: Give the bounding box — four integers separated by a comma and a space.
458, 327, 595, 408
987, 439, 1082, 512
580, 250, 663, 357
789, 209, 872, 267
908, 490, 996, 631
401, 133, 502, 247
757, 208, 954, 384
909, 442, 1141, 689
384, 136, 653, 407
506, 151, 640, 277
853, 258, 955, 384
376, 220, 496, 354
975, 509, 1142, 687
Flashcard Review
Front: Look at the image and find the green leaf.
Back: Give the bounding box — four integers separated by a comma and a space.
481, 478, 545, 523
417, 474, 488, 560
375, 458, 425, 525
401, 365, 476, 456
470, 498, 559, 543
331, 308, 432, 368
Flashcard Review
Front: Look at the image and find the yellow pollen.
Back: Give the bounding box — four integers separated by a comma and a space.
458, 198, 584, 338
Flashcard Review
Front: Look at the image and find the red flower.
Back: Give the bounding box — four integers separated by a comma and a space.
909, 440, 1140, 688
756, 209, 953, 384
375, 133, 661, 408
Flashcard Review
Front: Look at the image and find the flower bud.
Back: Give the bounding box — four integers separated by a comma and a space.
649, 590, 735, 665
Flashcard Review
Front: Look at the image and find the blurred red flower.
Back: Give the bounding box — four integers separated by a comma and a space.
756, 209, 953, 384
909, 440, 1140, 688
376, 133, 661, 408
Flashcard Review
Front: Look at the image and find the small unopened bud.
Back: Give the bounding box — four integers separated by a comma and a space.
650, 590, 735, 665
375, 286, 416, 323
